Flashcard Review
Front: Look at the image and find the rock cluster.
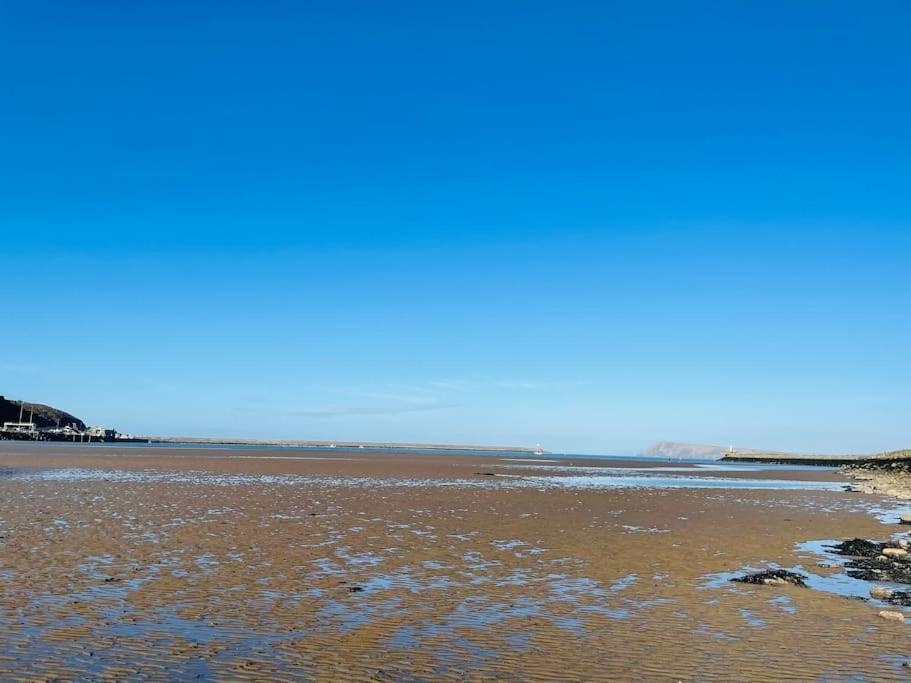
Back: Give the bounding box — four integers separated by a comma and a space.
843, 459, 911, 500
730, 569, 807, 588
831, 538, 911, 593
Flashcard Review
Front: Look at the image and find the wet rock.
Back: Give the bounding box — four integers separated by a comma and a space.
829, 539, 884, 558
886, 591, 911, 607
847, 562, 911, 584
843, 545, 911, 584
347, 586, 364, 593
870, 586, 894, 600
878, 610, 905, 623
731, 569, 807, 588
475, 472, 496, 476
884, 547, 908, 559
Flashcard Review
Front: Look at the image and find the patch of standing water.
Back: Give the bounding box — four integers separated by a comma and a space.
500, 463, 778, 474
795, 539, 911, 610
610, 573, 638, 592
548, 576, 606, 601
703, 538, 911, 614
768, 594, 797, 614
524, 475, 843, 491
491, 539, 527, 550
739, 609, 765, 628
14, 467, 847, 492
700, 563, 877, 602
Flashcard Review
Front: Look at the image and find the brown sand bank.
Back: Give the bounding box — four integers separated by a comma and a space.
0, 443, 907, 680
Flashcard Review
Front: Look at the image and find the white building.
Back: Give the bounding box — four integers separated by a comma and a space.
2, 422, 37, 434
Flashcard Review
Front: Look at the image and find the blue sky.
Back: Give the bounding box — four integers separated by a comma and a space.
2, 1, 909, 453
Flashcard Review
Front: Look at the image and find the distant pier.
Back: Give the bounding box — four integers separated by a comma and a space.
722, 449, 911, 466
0, 424, 147, 444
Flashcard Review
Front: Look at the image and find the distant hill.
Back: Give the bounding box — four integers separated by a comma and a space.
644, 440, 911, 464
641, 441, 731, 459
0, 395, 86, 431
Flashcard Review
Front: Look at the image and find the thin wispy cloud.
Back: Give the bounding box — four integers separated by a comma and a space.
430, 378, 588, 392
0, 362, 49, 377
248, 377, 583, 422
287, 401, 460, 419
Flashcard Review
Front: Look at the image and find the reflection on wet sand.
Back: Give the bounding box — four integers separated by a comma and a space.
0, 444, 908, 680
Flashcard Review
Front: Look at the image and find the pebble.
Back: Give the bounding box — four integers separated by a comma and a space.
870, 586, 894, 600
900, 513, 911, 524
883, 548, 908, 559
878, 610, 905, 623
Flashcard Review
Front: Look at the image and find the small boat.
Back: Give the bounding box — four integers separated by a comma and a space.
533, 443, 545, 456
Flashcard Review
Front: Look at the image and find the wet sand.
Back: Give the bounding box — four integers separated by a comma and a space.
1, 443, 909, 681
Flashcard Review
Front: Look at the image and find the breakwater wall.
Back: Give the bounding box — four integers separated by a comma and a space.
723, 449, 911, 466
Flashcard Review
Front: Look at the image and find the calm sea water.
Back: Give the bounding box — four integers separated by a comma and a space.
1, 439, 832, 472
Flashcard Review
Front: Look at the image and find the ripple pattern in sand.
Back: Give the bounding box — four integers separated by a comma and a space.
0, 466, 907, 680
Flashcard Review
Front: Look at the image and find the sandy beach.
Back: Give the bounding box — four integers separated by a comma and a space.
1, 443, 910, 681
7, 0, 907, 678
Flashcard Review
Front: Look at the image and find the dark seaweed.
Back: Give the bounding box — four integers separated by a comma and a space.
845, 559, 911, 584
886, 591, 911, 606
731, 569, 807, 587
828, 539, 885, 558
828, 538, 911, 584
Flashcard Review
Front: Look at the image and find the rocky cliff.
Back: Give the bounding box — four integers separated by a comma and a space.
0, 395, 86, 431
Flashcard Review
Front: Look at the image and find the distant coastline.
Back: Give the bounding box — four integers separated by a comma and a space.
0, 394, 543, 453
136, 435, 542, 453
645, 440, 911, 465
